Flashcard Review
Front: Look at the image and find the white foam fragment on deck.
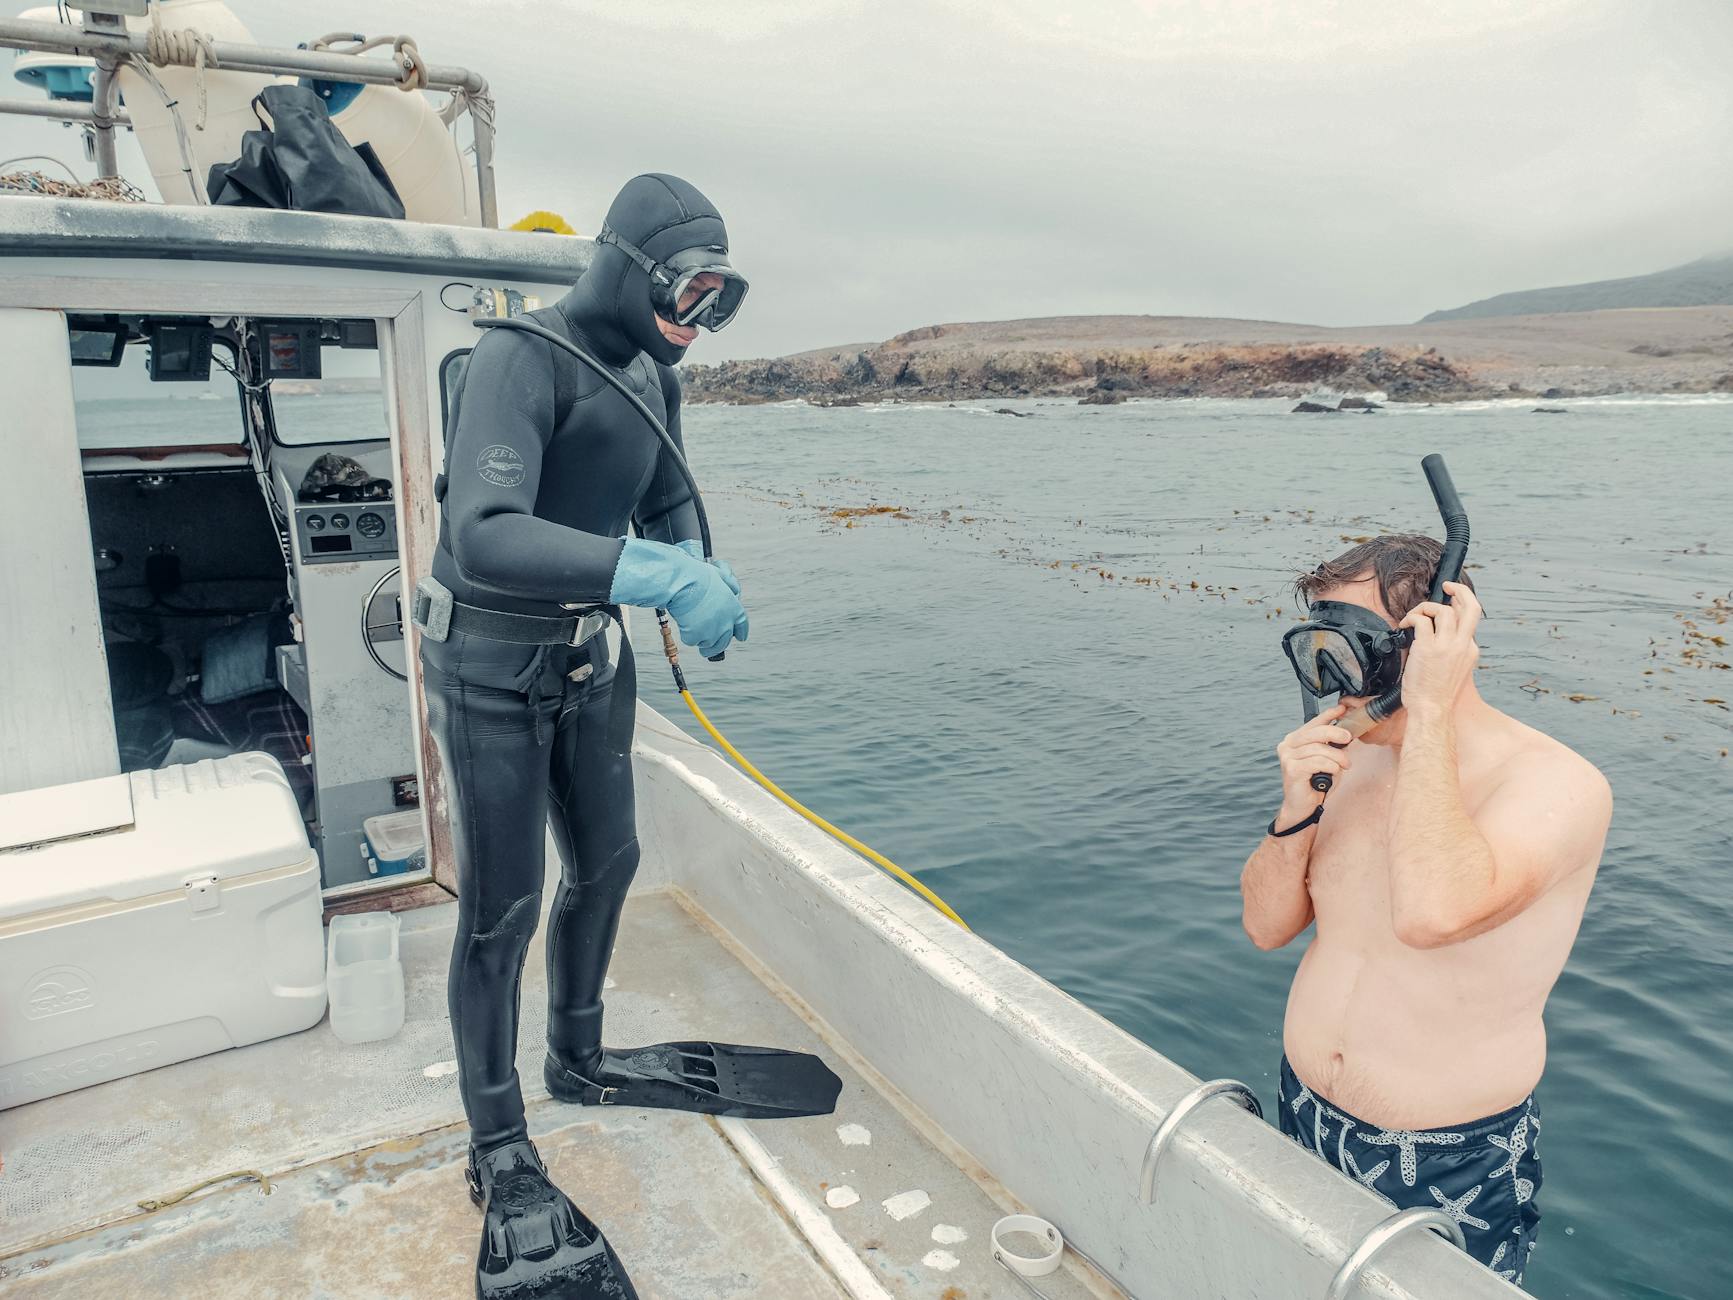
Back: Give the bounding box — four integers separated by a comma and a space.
882, 1189, 930, 1221
931, 1223, 967, 1243
825, 1185, 860, 1209
836, 1123, 871, 1146
923, 1249, 960, 1271
422, 1060, 458, 1079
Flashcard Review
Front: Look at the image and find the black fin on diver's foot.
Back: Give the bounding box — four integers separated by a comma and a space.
468, 1141, 639, 1300
544, 1042, 843, 1119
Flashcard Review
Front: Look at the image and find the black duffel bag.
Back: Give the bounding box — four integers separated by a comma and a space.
207, 83, 405, 220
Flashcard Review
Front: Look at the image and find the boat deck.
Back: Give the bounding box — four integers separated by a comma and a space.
0, 883, 1107, 1299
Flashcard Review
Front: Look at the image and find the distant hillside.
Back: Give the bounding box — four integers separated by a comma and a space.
1422, 255, 1733, 323
683, 308, 1733, 404
272, 377, 382, 397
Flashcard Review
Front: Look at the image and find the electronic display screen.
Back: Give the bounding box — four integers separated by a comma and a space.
147, 323, 213, 382
261, 322, 323, 381
268, 332, 302, 372
158, 333, 195, 371
69, 327, 125, 366
310, 535, 353, 554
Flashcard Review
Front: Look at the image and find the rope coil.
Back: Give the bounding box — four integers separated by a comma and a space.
144, 6, 218, 129
309, 32, 428, 91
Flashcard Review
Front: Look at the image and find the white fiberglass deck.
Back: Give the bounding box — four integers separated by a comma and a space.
0, 884, 1107, 1299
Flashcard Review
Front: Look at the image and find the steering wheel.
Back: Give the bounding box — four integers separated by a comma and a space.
362, 566, 408, 682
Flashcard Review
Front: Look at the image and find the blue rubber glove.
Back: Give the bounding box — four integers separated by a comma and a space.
610, 538, 749, 658
676, 539, 742, 598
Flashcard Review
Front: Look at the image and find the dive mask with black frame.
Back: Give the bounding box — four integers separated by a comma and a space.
1282, 600, 1414, 699
596, 226, 749, 331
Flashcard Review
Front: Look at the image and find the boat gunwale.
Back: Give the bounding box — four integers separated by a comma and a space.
628, 705, 1523, 1299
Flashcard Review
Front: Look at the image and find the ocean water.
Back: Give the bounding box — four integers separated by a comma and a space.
74, 390, 386, 450
667, 395, 1733, 1300
76, 390, 1730, 1296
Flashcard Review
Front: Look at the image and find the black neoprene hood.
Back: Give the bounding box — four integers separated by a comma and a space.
561, 173, 736, 367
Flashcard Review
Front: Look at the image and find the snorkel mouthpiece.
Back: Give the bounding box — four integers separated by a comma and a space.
1308, 453, 1471, 793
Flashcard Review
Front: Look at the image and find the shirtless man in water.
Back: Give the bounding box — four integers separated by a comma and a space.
1240, 535, 1610, 1287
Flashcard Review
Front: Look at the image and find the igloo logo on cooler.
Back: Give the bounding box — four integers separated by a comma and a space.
24, 966, 95, 1020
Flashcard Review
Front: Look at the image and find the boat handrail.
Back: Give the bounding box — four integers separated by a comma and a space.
0, 96, 131, 126
0, 12, 497, 226
1324, 1207, 1468, 1299
1137, 1077, 1263, 1205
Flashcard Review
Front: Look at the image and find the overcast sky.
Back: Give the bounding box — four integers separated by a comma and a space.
5, 1, 1730, 360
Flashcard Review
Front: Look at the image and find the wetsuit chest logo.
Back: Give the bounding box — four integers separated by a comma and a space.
476, 444, 526, 488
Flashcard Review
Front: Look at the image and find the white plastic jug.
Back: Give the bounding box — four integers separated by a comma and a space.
326, 911, 405, 1045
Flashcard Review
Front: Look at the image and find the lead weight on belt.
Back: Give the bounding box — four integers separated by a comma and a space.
568, 663, 594, 682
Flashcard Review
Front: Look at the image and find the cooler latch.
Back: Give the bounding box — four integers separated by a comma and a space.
184, 875, 221, 914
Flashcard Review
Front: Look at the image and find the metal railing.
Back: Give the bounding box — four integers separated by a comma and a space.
0, 13, 497, 225
0, 97, 132, 126
1134, 1078, 1479, 1297
1326, 1207, 1468, 1299
1138, 1077, 1263, 1205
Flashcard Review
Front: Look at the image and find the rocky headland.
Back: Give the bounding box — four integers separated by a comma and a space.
683, 306, 1733, 406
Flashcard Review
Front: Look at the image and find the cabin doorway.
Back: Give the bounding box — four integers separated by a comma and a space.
1, 265, 451, 912
11, 299, 445, 906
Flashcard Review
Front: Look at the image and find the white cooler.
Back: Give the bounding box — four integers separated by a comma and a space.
0, 753, 326, 1110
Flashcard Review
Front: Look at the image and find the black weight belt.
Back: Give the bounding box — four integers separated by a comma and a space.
412, 576, 636, 752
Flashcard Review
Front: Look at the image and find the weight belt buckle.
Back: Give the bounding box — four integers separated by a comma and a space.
412, 576, 453, 642
565, 608, 608, 647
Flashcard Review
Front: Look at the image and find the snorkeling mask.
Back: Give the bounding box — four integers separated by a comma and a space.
1282, 601, 1413, 700
1281, 454, 1470, 794
596, 226, 749, 331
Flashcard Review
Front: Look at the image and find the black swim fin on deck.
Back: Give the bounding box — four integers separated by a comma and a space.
468, 1141, 639, 1300
544, 1042, 843, 1120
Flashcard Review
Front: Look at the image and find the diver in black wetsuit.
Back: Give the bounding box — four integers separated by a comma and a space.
420, 174, 842, 1300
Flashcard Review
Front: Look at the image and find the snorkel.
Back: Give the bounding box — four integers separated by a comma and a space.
1308, 453, 1470, 794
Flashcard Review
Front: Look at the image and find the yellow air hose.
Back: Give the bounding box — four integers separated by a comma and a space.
654, 612, 969, 929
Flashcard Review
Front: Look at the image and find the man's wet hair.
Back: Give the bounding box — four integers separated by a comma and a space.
1295, 533, 1476, 622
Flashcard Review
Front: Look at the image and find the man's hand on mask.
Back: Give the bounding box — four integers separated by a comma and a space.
1398, 580, 1482, 715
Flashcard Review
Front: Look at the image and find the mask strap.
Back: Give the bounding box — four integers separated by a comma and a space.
596, 227, 673, 288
